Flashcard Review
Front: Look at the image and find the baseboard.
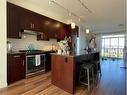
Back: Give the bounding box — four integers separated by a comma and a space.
0, 82, 7, 88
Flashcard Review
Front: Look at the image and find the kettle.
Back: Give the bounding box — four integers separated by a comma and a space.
7, 41, 12, 52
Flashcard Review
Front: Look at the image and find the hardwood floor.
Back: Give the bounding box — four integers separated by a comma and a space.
0, 59, 126, 95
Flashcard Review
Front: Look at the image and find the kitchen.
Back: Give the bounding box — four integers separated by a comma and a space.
0, 0, 126, 95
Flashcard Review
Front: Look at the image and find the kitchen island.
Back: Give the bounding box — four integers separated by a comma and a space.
51, 51, 100, 94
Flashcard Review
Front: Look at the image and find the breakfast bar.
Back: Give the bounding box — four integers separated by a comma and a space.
51, 51, 100, 94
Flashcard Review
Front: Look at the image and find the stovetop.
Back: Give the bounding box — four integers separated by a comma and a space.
19, 50, 45, 55
19, 50, 55, 55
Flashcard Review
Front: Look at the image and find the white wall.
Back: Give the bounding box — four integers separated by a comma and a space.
8, 34, 57, 51
0, 0, 7, 88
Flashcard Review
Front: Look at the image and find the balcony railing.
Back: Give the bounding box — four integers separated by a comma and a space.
101, 48, 124, 58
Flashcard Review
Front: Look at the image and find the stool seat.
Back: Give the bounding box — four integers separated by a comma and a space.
81, 63, 93, 69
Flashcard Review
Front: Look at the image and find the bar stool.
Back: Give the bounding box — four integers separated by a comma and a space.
78, 63, 94, 90
92, 60, 102, 79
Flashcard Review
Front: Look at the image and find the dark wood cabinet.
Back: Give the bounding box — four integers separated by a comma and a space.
20, 9, 41, 32
45, 54, 51, 72
7, 53, 26, 85
37, 32, 49, 41
7, 2, 72, 40
7, 2, 22, 38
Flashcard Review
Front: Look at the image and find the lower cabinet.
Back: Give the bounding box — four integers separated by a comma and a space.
7, 53, 26, 85
45, 54, 51, 72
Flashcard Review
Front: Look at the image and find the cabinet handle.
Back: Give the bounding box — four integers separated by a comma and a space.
30, 23, 32, 29
33, 24, 34, 29
22, 60, 25, 66
13, 55, 20, 58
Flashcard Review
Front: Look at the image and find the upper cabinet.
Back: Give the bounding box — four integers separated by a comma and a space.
7, 2, 72, 40
7, 2, 22, 38
20, 8, 41, 32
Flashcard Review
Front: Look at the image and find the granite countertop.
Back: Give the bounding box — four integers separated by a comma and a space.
51, 50, 99, 57
8, 50, 55, 55
7, 51, 25, 54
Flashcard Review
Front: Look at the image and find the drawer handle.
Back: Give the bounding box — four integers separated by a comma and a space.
22, 60, 25, 66
13, 55, 20, 58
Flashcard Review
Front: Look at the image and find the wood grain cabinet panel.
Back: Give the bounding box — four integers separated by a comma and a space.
20, 8, 41, 32
7, 53, 26, 85
7, 2, 72, 40
51, 55, 74, 94
7, 2, 22, 38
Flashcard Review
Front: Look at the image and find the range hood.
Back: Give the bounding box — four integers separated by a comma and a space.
23, 30, 37, 35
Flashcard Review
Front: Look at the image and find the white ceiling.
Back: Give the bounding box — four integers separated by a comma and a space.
8, 0, 126, 33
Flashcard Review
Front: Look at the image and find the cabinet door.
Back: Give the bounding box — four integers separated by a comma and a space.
7, 2, 22, 38
20, 8, 41, 31
45, 54, 51, 71
7, 53, 26, 84
37, 32, 49, 41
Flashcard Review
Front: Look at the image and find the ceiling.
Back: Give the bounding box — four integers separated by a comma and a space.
8, 0, 126, 34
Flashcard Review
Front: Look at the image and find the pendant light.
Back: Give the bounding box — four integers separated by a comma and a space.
86, 29, 90, 34
71, 22, 75, 29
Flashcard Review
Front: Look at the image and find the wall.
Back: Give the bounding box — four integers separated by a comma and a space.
0, 0, 7, 88
8, 34, 57, 51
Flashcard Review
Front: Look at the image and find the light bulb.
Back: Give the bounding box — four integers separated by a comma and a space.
71, 22, 75, 29
86, 29, 90, 34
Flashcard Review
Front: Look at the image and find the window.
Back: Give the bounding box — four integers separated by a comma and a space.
101, 35, 125, 58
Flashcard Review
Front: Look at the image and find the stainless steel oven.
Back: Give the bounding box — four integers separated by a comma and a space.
26, 54, 46, 76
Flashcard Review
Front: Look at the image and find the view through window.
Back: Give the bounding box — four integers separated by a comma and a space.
101, 35, 125, 58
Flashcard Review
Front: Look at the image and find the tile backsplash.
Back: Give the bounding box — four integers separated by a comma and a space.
8, 34, 57, 51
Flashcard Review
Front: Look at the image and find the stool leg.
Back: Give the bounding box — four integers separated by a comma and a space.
92, 67, 94, 84
78, 67, 82, 84
87, 68, 90, 90
99, 63, 102, 77
95, 63, 98, 80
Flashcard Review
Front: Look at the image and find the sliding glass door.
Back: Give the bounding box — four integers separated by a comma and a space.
101, 35, 125, 58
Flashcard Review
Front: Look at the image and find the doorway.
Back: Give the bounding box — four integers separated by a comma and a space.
101, 35, 125, 59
